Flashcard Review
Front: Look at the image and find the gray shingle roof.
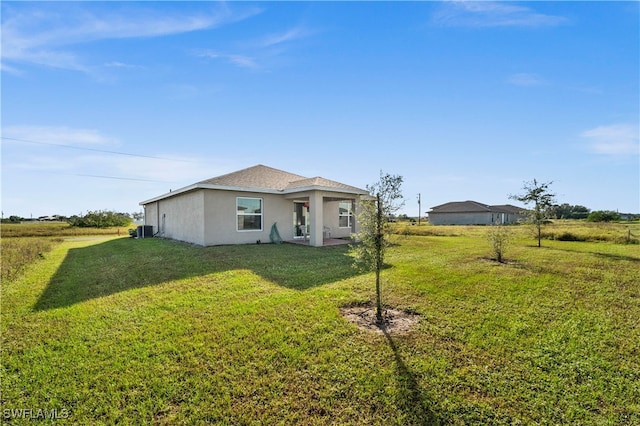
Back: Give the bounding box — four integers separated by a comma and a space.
198, 164, 368, 194
198, 165, 306, 191
284, 176, 367, 193
430, 201, 492, 213
140, 164, 369, 206
430, 201, 523, 214
490, 204, 524, 214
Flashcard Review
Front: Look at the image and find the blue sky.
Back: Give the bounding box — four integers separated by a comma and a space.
2, 1, 639, 218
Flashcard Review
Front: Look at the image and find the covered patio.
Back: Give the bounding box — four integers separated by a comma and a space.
285, 237, 352, 247
285, 187, 362, 247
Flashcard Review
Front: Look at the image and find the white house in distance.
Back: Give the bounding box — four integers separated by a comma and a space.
139, 165, 370, 247
428, 201, 525, 225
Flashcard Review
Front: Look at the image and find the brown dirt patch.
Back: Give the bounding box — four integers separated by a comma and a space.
340, 303, 420, 335
478, 257, 522, 266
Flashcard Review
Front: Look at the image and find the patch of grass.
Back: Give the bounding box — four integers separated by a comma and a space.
1, 222, 128, 283
392, 223, 472, 237
1, 222, 129, 238
541, 221, 640, 244
2, 231, 639, 424
1, 237, 64, 282
395, 220, 640, 244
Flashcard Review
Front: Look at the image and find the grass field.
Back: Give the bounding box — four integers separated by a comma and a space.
1, 221, 131, 238
1, 222, 129, 282
393, 220, 640, 244
1, 223, 639, 424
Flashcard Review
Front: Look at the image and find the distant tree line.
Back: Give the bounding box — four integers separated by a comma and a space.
1, 210, 143, 227
549, 203, 590, 219
548, 204, 638, 222
2, 215, 24, 223
67, 211, 132, 228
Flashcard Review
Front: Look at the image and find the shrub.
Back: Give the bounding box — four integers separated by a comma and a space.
486, 222, 511, 262
68, 210, 132, 228
587, 210, 621, 222
555, 232, 586, 242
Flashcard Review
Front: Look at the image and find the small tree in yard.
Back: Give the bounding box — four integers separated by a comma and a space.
487, 221, 511, 263
351, 171, 404, 324
510, 179, 556, 247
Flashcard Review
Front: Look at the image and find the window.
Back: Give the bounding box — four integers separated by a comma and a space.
237, 197, 263, 231
339, 201, 353, 228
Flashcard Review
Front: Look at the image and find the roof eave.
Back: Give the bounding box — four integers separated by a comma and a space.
283, 185, 369, 196
140, 183, 369, 205
139, 184, 284, 205
139, 184, 200, 205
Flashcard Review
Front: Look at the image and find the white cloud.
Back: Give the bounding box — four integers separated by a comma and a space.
104, 61, 140, 69
2, 124, 236, 186
508, 73, 547, 87
10, 155, 79, 173
227, 54, 259, 69
191, 24, 314, 70
581, 124, 639, 156
194, 49, 258, 69
106, 155, 220, 184
3, 125, 119, 146
258, 26, 313, 48
1, 3, 260, 73
432, 1, 568, 28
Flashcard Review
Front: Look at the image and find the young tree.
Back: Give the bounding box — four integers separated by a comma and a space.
510, 179, 556, 247
487, 220, 511, 263
351, 171, 404, 323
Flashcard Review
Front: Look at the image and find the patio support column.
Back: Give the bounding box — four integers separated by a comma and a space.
309, 191, 324, 247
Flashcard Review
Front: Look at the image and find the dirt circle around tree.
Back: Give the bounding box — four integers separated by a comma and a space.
340, 303, 420, 335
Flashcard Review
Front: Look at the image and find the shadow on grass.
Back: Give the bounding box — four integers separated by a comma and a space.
33, 238, 361, 311
383, 330, 441, 425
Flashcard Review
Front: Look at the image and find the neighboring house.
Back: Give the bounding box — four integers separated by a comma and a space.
139, 165, 370, 247
428, 201, 525, 225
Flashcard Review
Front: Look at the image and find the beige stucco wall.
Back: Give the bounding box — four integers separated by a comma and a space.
429, 212, 523, 225
144, 189, 365, 246
144, 190, 205, 245
143, 202, 159, 232
203, 190, 294, 246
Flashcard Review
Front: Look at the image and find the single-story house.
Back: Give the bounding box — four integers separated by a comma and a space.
139, 165, 370, 247
428, 201, 525, 225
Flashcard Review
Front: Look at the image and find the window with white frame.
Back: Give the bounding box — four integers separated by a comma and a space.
338, 201, 353, 228
237, 197, 263, 231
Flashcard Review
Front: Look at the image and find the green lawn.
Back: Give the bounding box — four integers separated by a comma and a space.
1, 222, 127, 282
2, 231, 639, 424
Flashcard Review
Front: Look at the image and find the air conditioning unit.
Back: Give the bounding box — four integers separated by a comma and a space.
136, 225, 153, 238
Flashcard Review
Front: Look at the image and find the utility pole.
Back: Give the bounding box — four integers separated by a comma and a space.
417, 193, 421, 226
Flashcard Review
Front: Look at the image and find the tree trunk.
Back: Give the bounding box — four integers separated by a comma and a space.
537, 222, 541, 247
375, 193, 383, 324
